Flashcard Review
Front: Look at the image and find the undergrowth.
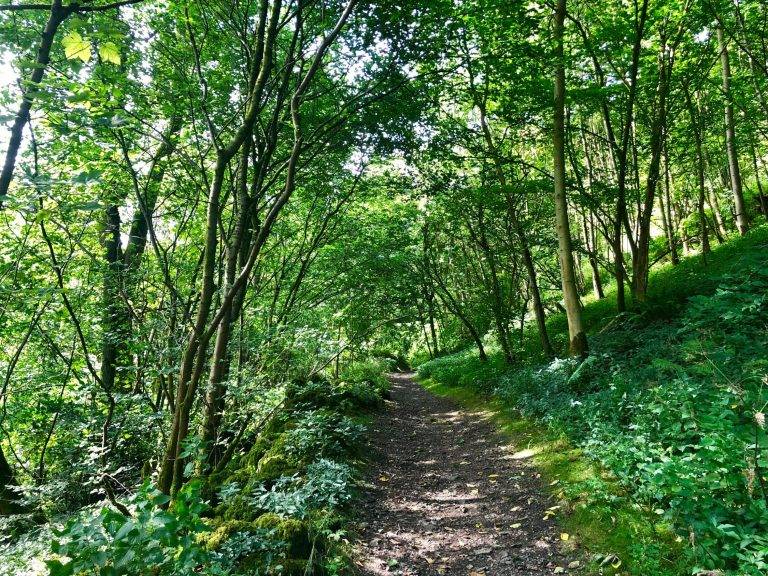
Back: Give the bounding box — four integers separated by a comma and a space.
40, 359, 392, 576
418, 226, 768, 576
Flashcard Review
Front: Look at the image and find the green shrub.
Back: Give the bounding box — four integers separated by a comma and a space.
47, 482, 222, 576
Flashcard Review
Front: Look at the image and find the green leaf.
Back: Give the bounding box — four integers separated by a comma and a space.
45, 559, 74, 576
62, 32, 91, 63
114, 520, 135, 541
98, 42, 121, 65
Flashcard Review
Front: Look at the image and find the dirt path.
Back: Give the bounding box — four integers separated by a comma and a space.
354, 373, 575, 576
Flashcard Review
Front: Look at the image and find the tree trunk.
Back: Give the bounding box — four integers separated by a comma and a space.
554, 0, 587, 356
578, 127, 605, 299
718, 25, 749, 235
519, 238, 554, 358
0, 2, 69, 204
201, 136, 252, 471
426, 294, 439, 356
750, 140, 768, 221
429, 250, 488, 363
100, 204, 129, 396
662, 140, 679, 264
633, 39, 672, 303
684, 85, 711, 256
0, 446, 25, 515
583, 215, 604, 298
471, 209, 514, 364
474, 99, 553, 358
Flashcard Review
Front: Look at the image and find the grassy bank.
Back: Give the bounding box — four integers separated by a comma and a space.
420, 379, 686, 575
417, 226, 768, 576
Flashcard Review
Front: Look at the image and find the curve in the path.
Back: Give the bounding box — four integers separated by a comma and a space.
354, 373, 575, 576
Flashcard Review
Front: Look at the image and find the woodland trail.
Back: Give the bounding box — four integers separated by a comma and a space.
354, 373, 575, 575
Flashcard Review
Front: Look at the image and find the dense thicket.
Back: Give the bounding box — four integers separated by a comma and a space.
0, 0, 767, 574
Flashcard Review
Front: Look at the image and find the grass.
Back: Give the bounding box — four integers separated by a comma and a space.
420, 378, 687, 575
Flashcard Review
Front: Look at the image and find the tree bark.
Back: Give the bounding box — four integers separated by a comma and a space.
474, 105, 553, 358
0, 1, 69, 205
553, 0, 587, 356
661, 140, 679, 264
469, 209, 514, 364
684, 85, 711, 256
717, 25, 749, 235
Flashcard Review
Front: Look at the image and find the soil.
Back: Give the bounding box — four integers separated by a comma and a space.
353, 373, 577, 576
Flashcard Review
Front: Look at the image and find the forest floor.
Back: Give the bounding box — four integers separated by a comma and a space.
353, 373, 576, 575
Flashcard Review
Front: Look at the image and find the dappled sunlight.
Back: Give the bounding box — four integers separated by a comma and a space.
424, 488, 484, 503
506, 447, 542, 460
356, 376, 570, 575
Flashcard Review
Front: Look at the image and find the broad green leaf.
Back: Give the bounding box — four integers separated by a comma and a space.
62, 32, 91, 63
98, 42, 121, 65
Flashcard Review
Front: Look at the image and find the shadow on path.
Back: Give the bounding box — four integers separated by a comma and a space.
354, 373, 574, 576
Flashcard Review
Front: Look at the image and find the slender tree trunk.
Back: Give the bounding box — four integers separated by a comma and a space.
426, 295, 439, 356
419, 307, 434, 359
519, 239, 554, 358
429, 251, 488, 362
473, 209, 514, 364
704, 148, 728, 241
662, 140, 679, 264
684, 85, 711, 256
750, 140, 768, 221
421, 226, 441, 357
583, 216, 604, 298
101, 204, 129, 396
473, 103, 553, 358
158, 0, 291, 494
633, 39, 673, 303
578, 127, 605, 299
201, 136, 252, 470
0, 2, 69, 204
658, 187, 674, 261
718, 25, 749, 235
554, 0, 587, 356
614, 0, 649, 311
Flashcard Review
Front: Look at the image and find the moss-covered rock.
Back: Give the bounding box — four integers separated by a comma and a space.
256, 451, 296, 481
254, 513, 313, 559
255, 433, 300, 480
217, 493, 261, 522
199, 519, 260, 551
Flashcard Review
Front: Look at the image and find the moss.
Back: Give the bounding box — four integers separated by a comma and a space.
254, 513, 313, 559
285, 375, 387, 415
219, 466, 252, 488
255, 433, 299, 481
217, 493, 261, 522
199, 519, 260, 551
285, 378, 334, 410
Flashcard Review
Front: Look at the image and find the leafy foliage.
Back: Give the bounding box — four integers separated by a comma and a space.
419, 229, 768, 575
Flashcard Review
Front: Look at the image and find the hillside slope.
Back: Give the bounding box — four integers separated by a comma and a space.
418, 226, 768, 575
